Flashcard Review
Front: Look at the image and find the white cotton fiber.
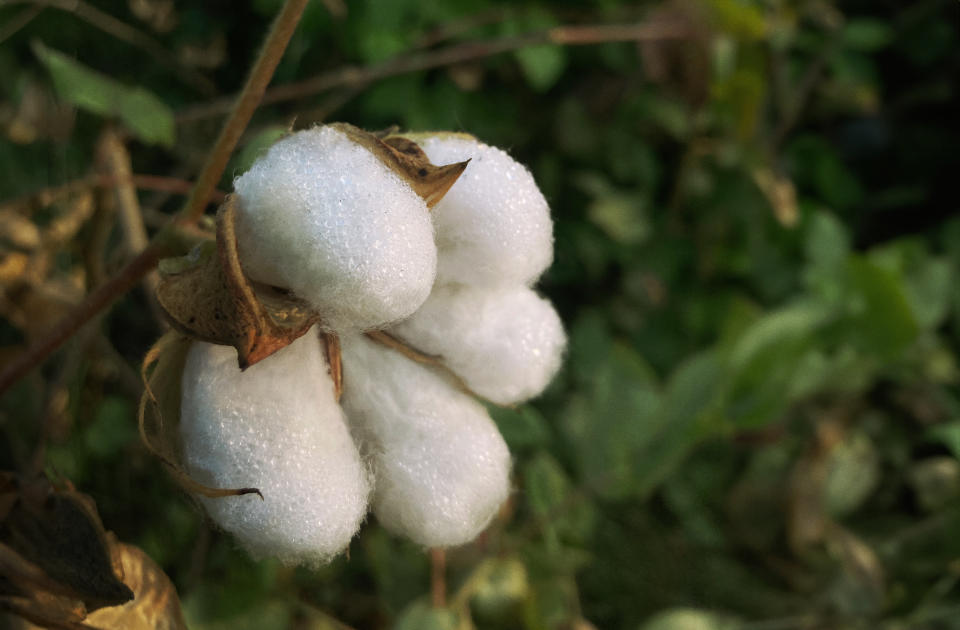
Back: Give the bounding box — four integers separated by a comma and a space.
415, 134, 553, 287
339, 334, 510, 547
234, 126, 437, 332
179, 331, 369, 564
390, 284, 566, 405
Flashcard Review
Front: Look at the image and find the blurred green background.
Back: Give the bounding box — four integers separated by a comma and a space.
1, 0, 959, 628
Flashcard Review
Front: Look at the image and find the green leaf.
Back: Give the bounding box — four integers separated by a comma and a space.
639, 608, 741, 630
394, 601, 461, 630
489, 405, 551, 450
633, 351, 725, 496
805, 211, 850, 275
515, 45, 567, 92
84, 396, 136, 457
576, 173, 650, 245
723, 302, 827, 427
843, 19, 894, 51
523, 453, 595, 548
32, 41, 175, 147
562, 344, 660, 499
706, 0, 767, 40
117, 87, 176, 147
928, 421, 960, 461
843, 257, 918, 358
825, 430, 880, 517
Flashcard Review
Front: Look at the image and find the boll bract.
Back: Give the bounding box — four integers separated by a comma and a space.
233, 125, 437, 332
179, 329, 369, 564
390, 284, 566, 405
340, 333, 510, 547
413, 134, 554, 288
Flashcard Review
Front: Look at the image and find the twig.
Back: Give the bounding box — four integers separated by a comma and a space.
0, 4, 42, 44
0, 174, 226, 215
97, 127, 163, 319
0, 242, 166, 395
180, 0, 308, 223
430, 548, 447, 608
2, 0, 216, 95
0, 0, 308, 396
178, 21, 689, 123
97, 130, 150, 256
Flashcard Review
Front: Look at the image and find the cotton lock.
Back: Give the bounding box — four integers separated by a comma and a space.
414, 134, 554, 288
233, 126, 437, 332
179, 330, 369, 565
340, 334, 511, 547
390, 284, 566, 405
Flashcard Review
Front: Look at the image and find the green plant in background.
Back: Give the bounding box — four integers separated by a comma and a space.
0, 0, 957, 628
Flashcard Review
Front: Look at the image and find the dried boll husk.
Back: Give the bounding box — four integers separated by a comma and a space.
390, 284, 566, 405
340, 334, 510, 547
179, 329, 369, 565
233, 125, 451, 333
402, 133, 554, 288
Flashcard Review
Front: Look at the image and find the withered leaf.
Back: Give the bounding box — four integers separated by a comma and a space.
83, 543, 187, 630
0, 474, 134, 629
156, 197, 320, 370
0, 475, 133, 612
331, 122, 469, 208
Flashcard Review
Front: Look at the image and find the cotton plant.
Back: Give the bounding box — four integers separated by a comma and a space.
143, 123, 565, 565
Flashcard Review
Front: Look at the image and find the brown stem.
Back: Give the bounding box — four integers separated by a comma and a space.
0, 0, 307, 396
178, 21, 690, 122
180, 0, 309, 223
0, 242, 167, 395
430, 548, 447, 608
0, 174, 226, 215
0, 5, 43, 45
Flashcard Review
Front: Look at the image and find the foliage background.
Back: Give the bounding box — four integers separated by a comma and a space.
1, 0, 959, 628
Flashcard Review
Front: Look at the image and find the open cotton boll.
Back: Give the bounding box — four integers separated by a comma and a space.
340, 334, 510, 547
390, 284, 566, 405
415, 134, 553, 287
180, 331, 369, 564
234, 126, 437, 332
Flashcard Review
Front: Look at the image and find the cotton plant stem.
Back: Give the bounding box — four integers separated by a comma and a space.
431, 548, 447, 608
177, 20, 690, 122
0, 242, 167, 395
97, 128, 162, 315
180, 0, 308, 223
0, 0, 308, 396
0, 174, 226, 214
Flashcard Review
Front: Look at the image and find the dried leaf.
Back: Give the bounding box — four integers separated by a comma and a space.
330, 123, 469, 208
83, 543, 187, 630
0, 474, 134, 629
156, 198, 320, 369
0, 475, 133, 611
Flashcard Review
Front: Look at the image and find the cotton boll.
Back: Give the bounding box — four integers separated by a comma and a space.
234, 126, 437, 332
340, 334, 510, 547
415, 134, 553, 287
390, 284, 566, 405
180, 331, 369, 564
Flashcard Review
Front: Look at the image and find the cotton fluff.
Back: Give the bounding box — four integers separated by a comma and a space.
234, 126, 437, 332
416, 134, 553, 287
390, 284, 566, 405
340, 334, 510, 547
180, 330, 369, 564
